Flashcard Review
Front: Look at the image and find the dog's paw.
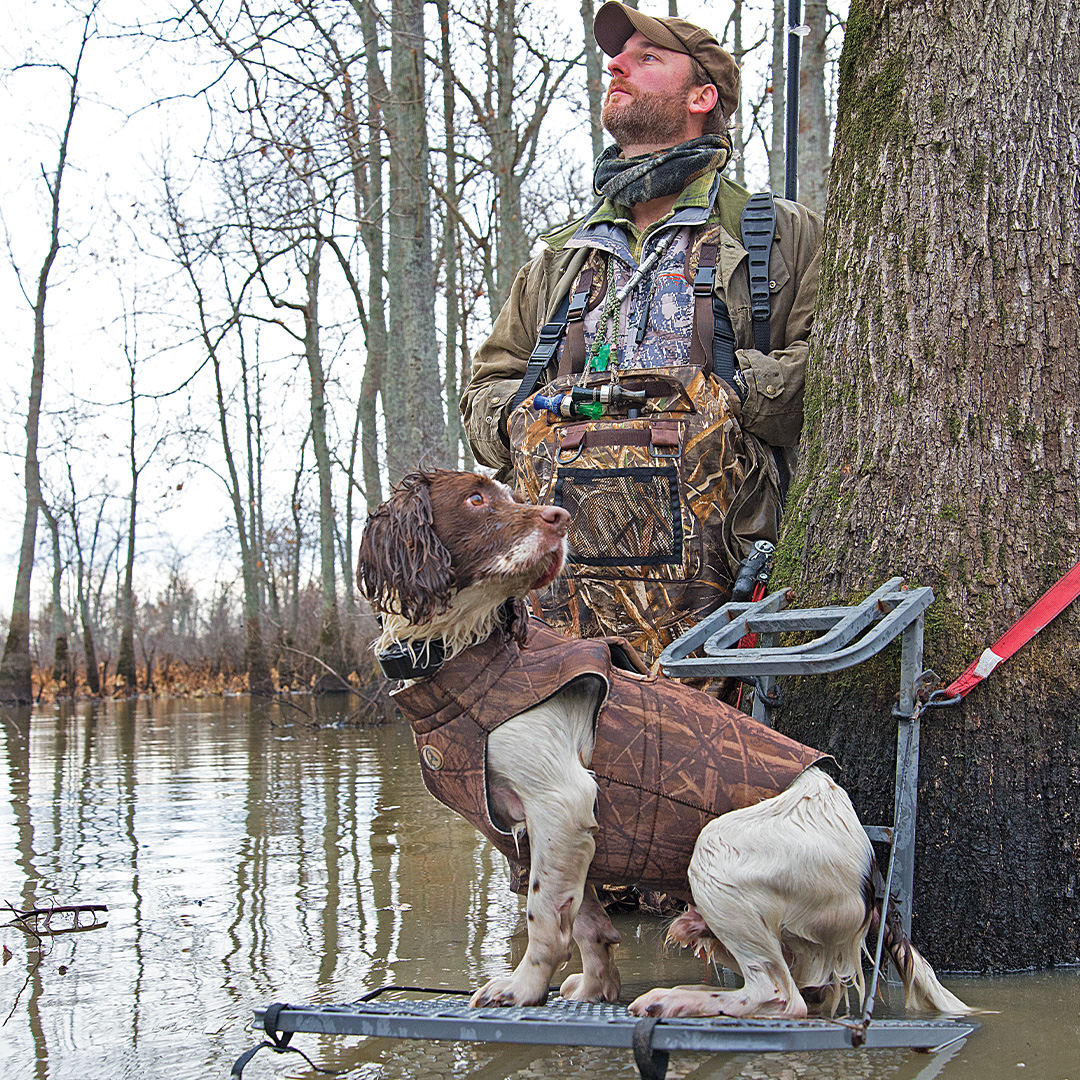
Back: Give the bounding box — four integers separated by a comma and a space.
559, 969, 621, 1003
628, 987, 715, 1018
470, 975, 549, 1008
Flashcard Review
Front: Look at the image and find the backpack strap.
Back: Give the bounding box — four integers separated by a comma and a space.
509, 269, 595, 412
740, 191, 776, 354
558, 268, 597, 377
689, 240, 718, 378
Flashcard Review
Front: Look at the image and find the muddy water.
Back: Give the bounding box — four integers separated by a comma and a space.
1, 699, 1077, 1080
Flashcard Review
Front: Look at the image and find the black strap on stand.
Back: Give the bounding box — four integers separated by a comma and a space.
230, 1002, 344, 1078
740, 191, 776, 354
632, 1016, 670, 1080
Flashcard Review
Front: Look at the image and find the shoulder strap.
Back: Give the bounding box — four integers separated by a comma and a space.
740, 191, 776, 354
689, 240, 718, 377
509, 201, 604, 412
509, 287, 575, 412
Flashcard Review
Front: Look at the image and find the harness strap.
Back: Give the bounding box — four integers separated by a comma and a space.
741, 191, 776, 354
558, 268, 597, 377
510, 289, 573, 412
689, 240, 718, 377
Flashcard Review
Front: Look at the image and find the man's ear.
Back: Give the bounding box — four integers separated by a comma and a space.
688, 81, 719, 117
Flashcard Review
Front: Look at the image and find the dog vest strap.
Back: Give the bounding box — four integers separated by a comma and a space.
741, 191, 776, 354
557, 268, 596, 377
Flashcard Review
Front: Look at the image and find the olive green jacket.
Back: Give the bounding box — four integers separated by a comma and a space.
459, 177, 823, 562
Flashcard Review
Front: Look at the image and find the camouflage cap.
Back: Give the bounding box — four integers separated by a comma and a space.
593, 2, 740, 120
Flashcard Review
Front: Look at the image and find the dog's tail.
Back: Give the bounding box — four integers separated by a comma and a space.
867, 863, 971, 1014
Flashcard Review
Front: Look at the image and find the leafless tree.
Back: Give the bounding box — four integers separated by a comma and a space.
0, 3, 97, 704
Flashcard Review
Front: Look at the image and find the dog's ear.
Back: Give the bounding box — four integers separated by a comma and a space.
357, 472, 455, 623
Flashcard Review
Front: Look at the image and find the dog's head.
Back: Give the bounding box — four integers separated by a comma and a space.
357, 470, 569, 638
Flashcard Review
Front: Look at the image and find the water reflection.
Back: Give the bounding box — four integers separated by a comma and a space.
1, 699, 1077, 1080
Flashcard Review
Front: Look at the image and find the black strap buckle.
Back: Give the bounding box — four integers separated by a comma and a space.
693, 264, 715, 295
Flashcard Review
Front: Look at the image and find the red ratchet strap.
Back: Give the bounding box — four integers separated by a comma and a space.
932, 558, 1080, 705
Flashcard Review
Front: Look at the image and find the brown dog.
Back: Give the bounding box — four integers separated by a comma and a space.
357, 469, 969, 1019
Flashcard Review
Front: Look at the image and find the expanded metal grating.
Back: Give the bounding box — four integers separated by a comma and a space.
252, 992, 978, 1054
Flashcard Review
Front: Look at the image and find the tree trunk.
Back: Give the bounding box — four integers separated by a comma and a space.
769, 0, 786, 194
42, 503, 69, 689
384, 0, 447, 483
116, 368, 138, 692
0, 22, 88, 704
581, 0, 605, 162
304, 238, 346, 677
797, 0, 830, 213
732, 0, 745, 188
358, 0, 387, 509
774, 0, 1080, 970
438, 0, 466, 468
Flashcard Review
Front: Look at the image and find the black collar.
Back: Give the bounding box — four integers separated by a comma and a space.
376, 639, 446, 681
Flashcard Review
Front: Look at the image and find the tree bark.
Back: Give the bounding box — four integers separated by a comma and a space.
797, 0, 830, 213
116, 356, 139, 692
384, 0, 447, 483
769, 0, 786, 194
774, 0, 1080, 970
361, 0, 387, 510
303, 238, 346, 677
581, 0, 605, 162
732, 0, 745, 188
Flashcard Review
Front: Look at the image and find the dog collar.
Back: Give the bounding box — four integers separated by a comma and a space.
377, 639, 446, 680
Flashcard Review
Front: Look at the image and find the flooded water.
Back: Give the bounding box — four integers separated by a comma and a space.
1, 698, 1077, 1080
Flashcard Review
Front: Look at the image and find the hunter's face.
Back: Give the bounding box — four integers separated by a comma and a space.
601, 31, 697, 150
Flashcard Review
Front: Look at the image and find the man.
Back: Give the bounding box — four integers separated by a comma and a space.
460, 1, 822, 667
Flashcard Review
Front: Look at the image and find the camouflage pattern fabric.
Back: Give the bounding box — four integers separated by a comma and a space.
392, 618, 828, 896
509, 365, 743, 667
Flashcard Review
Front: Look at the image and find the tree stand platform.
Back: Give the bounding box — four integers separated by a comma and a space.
232, 989, 977, 1080
233, 580, 979, 1079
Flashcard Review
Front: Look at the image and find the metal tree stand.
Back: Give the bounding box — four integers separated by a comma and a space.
231, 579, 978, 1080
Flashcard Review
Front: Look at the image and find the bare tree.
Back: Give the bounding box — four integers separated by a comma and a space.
160, 175, 273, 688
383, 0, 447, 481
0, 5, 96, 704
797, 0, 830, 211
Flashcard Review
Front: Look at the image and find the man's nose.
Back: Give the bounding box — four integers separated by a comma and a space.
607, 51, 630, 78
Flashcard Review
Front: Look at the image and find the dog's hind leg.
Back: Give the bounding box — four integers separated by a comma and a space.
629, 888, 808, 1019
631, 768, 872, 1020
559, 885, 621, 1002
472, 683, 602, 1008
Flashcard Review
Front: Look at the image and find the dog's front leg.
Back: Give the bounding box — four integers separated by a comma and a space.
472, 695, 600, 1008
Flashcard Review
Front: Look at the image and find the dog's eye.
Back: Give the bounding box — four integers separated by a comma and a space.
467, 492, 486, 507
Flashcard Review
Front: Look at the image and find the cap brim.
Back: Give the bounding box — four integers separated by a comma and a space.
594, 1, 689, 58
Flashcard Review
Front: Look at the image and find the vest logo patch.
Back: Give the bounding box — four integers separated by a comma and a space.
420, 744, 444, 771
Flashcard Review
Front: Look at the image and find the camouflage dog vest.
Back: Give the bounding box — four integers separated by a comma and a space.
392, 619, 828, 894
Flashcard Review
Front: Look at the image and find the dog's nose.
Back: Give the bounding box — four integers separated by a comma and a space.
540, 505, 571, 532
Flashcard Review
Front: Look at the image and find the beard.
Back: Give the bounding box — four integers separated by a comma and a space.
601, 81, 690, 149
